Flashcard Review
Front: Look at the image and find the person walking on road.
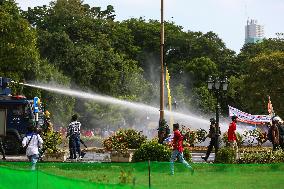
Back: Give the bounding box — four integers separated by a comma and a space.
270, 116, 280, 151
228, 115, 238, 159
170, 123, 194, 175
22, 126, 43, 170
202, 118, 221, 162
274, 116, 284, 150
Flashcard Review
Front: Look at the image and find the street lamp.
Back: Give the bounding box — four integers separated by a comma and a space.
159, 0, 165, 121
207, 76, 228, 125
158, 0, 167, 144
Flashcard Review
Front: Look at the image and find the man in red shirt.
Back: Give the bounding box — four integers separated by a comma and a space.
228, 115, 238, 159
170, 123, 194, 175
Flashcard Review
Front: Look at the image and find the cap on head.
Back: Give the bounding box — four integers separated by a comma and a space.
231, 115, 238, 121
72, 114, 78, 121
272, 116, 282, 123
210, 118, 216, 124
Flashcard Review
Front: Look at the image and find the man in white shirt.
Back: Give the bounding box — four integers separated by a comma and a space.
22, 126, 43, 170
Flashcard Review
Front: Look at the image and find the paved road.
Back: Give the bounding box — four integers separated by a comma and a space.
192, 152, 215, 163
0, 152, 215, 163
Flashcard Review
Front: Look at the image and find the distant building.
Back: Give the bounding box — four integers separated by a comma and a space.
245, 19, 264, 44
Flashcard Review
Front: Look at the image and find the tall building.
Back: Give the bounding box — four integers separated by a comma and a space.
245, 19, 264, 44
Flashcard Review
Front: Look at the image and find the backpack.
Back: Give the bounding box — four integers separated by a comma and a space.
267, 127, 273, 142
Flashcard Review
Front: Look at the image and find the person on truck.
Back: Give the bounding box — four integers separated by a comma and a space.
22, 125, 43, 170
0, 137, 6, 160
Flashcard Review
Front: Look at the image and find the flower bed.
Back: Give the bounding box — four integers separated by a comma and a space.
238, 149, 284, 164
189, 146, 208, 152
80, 135, 104, 147
103, 129, 147, 162
42, 151, 69, 162
111, 149, 136, 162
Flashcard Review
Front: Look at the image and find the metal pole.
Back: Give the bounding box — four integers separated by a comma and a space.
160, 0, 165, 121
37, 165, 39, 189
215, 91, 220, 125
148, 159, 151, 189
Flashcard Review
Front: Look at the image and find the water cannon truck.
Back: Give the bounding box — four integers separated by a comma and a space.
0, 77, 45, 154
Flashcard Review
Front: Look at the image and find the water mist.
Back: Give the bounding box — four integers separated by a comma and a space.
23, 83, 234, 135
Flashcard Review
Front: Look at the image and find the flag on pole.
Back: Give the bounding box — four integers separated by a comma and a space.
268, 96, 275, 116
166, 67, 174, 128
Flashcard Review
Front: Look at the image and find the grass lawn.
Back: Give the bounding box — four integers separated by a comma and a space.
1, 162, 284, 189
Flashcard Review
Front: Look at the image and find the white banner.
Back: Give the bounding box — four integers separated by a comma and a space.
228, 105, 271, 125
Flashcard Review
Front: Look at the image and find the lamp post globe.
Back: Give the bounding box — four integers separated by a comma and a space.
207, 76, 228, 125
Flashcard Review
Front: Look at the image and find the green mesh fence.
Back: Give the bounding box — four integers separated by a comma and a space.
1, 162, 284, 189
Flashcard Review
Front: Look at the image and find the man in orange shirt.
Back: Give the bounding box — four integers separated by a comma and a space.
170, 123, 194, 175
228, 115, 238, 159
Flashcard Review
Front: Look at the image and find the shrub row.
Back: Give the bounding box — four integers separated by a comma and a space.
238, 149, 284, 164
215, 147, 284, 164
132, 140, 192, 162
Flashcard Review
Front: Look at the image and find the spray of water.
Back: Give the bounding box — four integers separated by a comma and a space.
23, 83, 210, 130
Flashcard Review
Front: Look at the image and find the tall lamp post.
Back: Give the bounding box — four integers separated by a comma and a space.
158, 0, 168, 144
207, 76, 228, 125
160, 0, 165, 121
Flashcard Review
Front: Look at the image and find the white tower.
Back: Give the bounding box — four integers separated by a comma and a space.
245, 19, 264, 44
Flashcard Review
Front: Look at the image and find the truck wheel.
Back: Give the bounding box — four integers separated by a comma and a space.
3, 134, 21, 155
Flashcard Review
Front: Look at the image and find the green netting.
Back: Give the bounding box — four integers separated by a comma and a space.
1, 162, 284, 189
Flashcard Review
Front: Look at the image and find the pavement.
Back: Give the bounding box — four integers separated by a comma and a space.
0, 152, 214, 163
0, 155, 27, 162
79, 152, 111, 162
192, 152, 215, 163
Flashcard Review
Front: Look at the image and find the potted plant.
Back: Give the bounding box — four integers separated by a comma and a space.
41, 119, 67, 162
103, 129, 147, 162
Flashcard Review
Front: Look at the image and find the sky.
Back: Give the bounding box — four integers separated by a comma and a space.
16, 0, 284, 53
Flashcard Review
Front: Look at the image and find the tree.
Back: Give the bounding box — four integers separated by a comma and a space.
0, 0, 74, 127
191, 86, 216, 113
36, 60, 75, 126
20, 0, 155, 129
237, 38, 284, 75
241, 52, 284, 117
0, 0, 40, 81
186, 57, 218, 87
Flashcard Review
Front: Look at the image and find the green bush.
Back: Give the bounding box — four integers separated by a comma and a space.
215, 147, 236, 164
42, 130, 62, 153
80, 135, 103, 146
222, 131, 244, 147
41, 121, 62, 154
103, 129, 147, 152
183, 148, 192, 163
181, 127, 207, 147
132, 141, 171, 162
243, 129, 259, 146
196, 129, 207, 143
238, 149, 284, 164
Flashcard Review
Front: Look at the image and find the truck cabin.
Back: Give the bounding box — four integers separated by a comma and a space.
0, 77, 44, 154
0, 95, 34, 136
